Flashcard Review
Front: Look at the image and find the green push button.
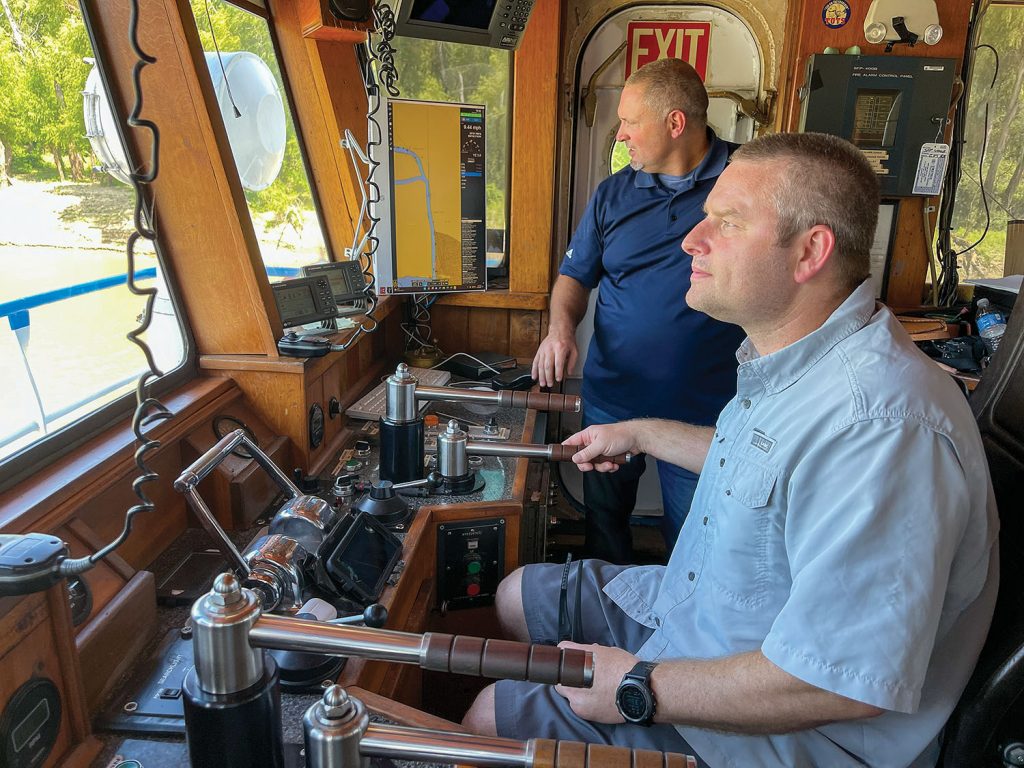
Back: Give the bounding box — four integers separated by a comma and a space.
467, 561, 482, 575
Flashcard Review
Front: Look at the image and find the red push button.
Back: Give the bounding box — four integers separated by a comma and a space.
466, 583, 481, 596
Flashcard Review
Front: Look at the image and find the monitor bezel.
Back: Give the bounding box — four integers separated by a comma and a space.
271, 275, 339, 328
303, 261, 368, 305
394, 0, 500, 47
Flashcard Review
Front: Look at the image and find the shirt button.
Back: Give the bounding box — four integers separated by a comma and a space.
703, 516, 708, 525
654, 617, 661, 627
671, 214, 678, 221
719, 458, 725, 467
725, 489, 732, 496
688, 571, 695, 581
742, 399, 751, 409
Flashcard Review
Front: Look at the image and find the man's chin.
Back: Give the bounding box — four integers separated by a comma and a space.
629, 159, 644, 171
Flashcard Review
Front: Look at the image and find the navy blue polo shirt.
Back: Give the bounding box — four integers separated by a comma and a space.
560, 131, 746, 425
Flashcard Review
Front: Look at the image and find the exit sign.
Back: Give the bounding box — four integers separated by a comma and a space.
625, 21, 712, 80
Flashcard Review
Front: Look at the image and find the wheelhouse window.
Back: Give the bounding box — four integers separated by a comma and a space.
0, 0, 188, 466
953, 3, 1024, 279
188, 0, 331, 280
390, 38, 512, 279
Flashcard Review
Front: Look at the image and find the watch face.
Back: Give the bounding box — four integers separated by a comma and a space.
617, 682, 652, 721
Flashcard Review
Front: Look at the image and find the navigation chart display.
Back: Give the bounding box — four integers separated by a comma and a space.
374, 99, 487, 295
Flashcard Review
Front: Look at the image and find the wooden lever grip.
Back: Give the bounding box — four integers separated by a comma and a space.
546, 445, 630, 465
421, 634, 593, 687
497, 391, 581, 413
529, 739, 698, 768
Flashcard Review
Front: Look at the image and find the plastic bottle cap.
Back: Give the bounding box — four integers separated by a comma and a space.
424, 414, 439, 427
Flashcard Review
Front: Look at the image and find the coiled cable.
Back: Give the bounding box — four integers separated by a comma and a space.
61, 0, 173, 575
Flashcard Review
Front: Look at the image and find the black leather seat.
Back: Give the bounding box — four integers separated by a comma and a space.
940, 292, 1024, 767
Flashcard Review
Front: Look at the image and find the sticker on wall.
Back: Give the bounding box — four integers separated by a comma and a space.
822, 0, 851, 28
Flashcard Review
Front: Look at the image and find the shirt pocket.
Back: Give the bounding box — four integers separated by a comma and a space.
708, 457, 779, 610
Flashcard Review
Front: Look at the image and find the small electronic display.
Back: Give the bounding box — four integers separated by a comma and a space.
395, 0, 535, 50
852, 90, 900, 148
318, 511, 402, 604
271, 275, 339, 328
303, 261, 368, 305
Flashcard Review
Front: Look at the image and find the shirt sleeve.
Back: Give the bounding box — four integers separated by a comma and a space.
558, 187, 604, 289
761, 417, 971, 713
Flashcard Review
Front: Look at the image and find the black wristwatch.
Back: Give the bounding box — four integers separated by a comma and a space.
615, 661, 658, 726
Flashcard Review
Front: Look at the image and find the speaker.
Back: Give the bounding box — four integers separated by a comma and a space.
329, 0, 372, 22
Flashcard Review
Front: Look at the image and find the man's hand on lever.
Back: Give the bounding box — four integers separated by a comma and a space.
554, 642, 639, 724
563, 422, 643, 473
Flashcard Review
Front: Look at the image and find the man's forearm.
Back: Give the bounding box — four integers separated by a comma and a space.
633, 419, 715, 474
548, 275, 590, 335
651, 652, 883, 734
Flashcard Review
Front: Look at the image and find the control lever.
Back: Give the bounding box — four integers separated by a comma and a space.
391, 471, 444, 496
329, 603, 388, 627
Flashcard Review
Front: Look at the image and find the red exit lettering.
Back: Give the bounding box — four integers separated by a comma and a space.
625, 22, 712, 80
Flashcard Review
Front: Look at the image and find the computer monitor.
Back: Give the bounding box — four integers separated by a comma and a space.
303, 261, 368, 305
271, 275, 339, 328
372, 98, 488, 296
394, 0, 536, 50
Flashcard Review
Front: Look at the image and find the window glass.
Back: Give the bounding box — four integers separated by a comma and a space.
189, 0, 329, 279
953, 4, 1024, 280
0, 0, 187, 464
390, 38, 511, 275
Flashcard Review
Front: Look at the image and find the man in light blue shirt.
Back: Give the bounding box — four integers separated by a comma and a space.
464, 133, 999, 768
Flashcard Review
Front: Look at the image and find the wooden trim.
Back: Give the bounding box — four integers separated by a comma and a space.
66, 519, 136, 582
76, 571, 157, 712
267, 0, 364, 258
345, 686, 467, 731
225, 0, 268, 17
509, 0, 562, 294
81, 0, 280, 355
435, 291, 549, 310
0, 377, 237, 533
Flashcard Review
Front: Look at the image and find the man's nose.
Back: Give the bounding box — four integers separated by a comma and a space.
682, 221, 707, 255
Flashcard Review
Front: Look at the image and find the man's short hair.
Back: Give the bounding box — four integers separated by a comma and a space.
732, 133, 880, 290
626, 57, 708, 129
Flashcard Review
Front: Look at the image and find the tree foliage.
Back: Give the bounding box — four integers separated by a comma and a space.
0, 0, 93, 183
390, 36, 511, 229
952, 5, 1024, 278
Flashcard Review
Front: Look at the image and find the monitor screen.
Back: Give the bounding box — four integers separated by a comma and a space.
374, 99, 487, 295
305, 261, 367, 304
406, 0, 496, 30
276, 284, 316, 322
324, 511, 402, 603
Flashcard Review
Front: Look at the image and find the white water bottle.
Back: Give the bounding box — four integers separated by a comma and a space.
975, 298, 1006, 355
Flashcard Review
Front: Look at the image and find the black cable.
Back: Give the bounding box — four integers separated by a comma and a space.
954, 43, 998, 258
203, 0, 241, 117
64, 0, 173, 573
935, 2, 987, 307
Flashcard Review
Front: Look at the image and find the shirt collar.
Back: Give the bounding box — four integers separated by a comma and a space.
633, 128, 730, 190
735, 280, 879, 395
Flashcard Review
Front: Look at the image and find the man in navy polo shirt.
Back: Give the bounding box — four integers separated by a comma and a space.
532, 57, 745, 562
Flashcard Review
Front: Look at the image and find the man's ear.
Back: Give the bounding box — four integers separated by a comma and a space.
667, 109, 687, 139
793, 224, 836, 285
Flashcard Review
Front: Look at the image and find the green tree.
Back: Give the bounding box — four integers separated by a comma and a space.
0, 0, 93, 183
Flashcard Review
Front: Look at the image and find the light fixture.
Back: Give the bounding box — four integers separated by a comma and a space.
863, 0, 943, 47
865, 21, 887, 44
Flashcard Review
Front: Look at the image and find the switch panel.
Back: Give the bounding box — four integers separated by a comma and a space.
436, 518, 505, 609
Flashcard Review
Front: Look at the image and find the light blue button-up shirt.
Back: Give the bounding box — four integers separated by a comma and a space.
604, 281, 999, 768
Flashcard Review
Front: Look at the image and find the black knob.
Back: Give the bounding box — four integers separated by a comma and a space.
292, 468, 319, 493
363, 603, 388, 628
370, 480, 395, 500
328, 397, 341, 419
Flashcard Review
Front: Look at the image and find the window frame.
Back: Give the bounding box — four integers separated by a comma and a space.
0, 1, 198, 493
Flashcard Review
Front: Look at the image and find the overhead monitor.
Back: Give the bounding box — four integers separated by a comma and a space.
372, 98, 487, 296
394, 0, 536, 50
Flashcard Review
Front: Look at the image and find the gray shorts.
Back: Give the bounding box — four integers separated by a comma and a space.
493, 560, 706, 765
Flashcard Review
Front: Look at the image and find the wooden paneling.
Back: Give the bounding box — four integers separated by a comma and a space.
82, 0, 279, 355
76, 571, 157, 712
510, 0, 562, 294
435, 291, 548, 310
0, 589, 102, 768
779, 0, 975, 306
509, 310, 543, 360
269, 0, 364, 256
